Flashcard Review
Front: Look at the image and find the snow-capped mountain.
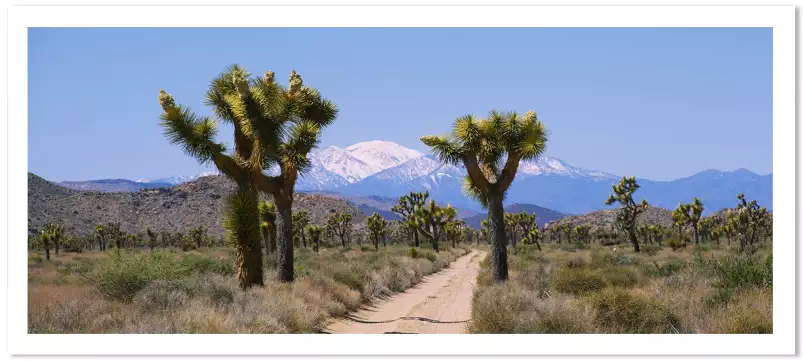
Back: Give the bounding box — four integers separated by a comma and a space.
518, 157, 617, 180
138, 172, 218, 185
308, 141, 424, 183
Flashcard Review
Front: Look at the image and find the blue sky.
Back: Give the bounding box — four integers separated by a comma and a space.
29, 27, 772, 182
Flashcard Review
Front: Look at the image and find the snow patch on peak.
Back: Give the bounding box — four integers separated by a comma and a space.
519, 156, 616, 180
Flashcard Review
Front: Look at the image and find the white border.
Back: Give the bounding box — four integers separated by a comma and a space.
7, 5, 795, 356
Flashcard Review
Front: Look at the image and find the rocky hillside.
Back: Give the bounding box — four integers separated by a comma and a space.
28, 173, 367, 238
546, 206, 674, 231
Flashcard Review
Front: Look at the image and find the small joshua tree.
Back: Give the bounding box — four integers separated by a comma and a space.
604, 176, 649, 252
306, 224, 325, 252
672, 203, 690, 237
39, 229, 52, 261
729, 193, 766, 253
146, 228, 158, 251
443, 220, 466, 248
575, 224, 592, 244
392, 191, 430, 248
413, 199, 456, 253
258, 201, 277, 255
366, 212, 387, 251
421, 110, 547, 281
513, 211, 540, 250
190, 226, 208, 250
46, 222, 65, 256
326, 212, 353, 248
293, 211, 311, 248
480, 218, 490, 244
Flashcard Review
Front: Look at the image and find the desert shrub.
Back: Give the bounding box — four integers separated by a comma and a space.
641, 244, 662, 256
359, 245, 373, 252
180, 253, 233, 276
600, 267, 638, 288
559, 244, 578, 252
421, 250, 438, 263
710, 287, 772, 334
409, 247, 418, 259
644, 260, 688, 278
565, 257, 587, 269
693, 244, 711, 253
701, 253, 772, 305
591, 251, 641, 268
550, 267, 606, 295
132, 280, 193, 311
587, 288, 680, 333
665, 236, 687, 251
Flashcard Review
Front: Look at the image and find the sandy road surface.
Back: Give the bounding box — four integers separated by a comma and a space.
325, 249, 486, 334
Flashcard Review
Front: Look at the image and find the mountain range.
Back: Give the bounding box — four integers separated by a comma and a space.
54, 140, 772, 216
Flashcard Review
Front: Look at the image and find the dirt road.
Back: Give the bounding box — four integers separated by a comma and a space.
325, 249, 486, 334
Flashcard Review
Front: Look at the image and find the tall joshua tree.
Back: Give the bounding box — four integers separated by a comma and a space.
513, 211, 539, 250
95, 224, 109, 251
604, 176, 649, 252
366, 212, 387, 251
392, 191, 429, 248
258, 201, 277, 255
672, 203, 691, 238
146, 228, 158, 251
159, 65, 337, 285
421, 110, 547, 282
39, 229, 52, 261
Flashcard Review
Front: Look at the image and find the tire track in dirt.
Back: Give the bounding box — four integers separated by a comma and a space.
325, 249, 486, 334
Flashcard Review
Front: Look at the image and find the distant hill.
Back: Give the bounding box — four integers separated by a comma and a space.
58, 179, 172, 192
463, 203, 569, 229
28, 173, 366, 238
545, 206, 674, 232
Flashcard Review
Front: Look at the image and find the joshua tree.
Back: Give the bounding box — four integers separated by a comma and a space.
444, 220, 466, 248
366, 212, 388, 251
562, 224, 574, 244
392, 191, 429, 248
45, 222, 65, 256
575, 224, 592, 244
729, 193, 766, 253
159, 65, 337, 285
326, 212, 353, 248
480, 219, 490, 244
671, 203, 690, 238
413, 200, 456, 253
421, 110, 546, 281
604, 176, 649, 252
189, 226, 207, 249
146, 228, 158, 251
39, 229, 52, 261
512, 211, 537, 248
698, 217, 715, 243
258, 201, 277, 255
306, 224, 325, 252
293, 211, 311, 248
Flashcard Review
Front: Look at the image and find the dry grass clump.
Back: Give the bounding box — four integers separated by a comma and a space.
29, 244, 470, 333
586, 287, 681, 333
469, 243, 772, 334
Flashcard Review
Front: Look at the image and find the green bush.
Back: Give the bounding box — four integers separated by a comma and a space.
600, 267, 638, 288
180, 253, 234, 276
409, 247, 418, 259
550, 267, 606, 296
565, 257, 587, 269
587, 288, 681, 333
644, 260, 688, 278
559, 244, 578, 252
665, 236, 687, 251
421, 250, 438, 263
591, 251, 641, 268
702, 253, 773, 305
360, 245, 373, 252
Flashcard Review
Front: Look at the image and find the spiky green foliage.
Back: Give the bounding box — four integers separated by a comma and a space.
480, 218, 490, 243
94, 224, 109, 252
159, 65, 338, 284
512, 211, 541, 250
391, 191, 430, 248
412, 200, 456, 253
575, 224, 592, 244
604, 176, 649, 252
306, 224, 325, 252
366, 212, 388, 251
43, 222, 65, 256
326, 212, 353, 248
258, 201, 277, 255
39, 229, 52, 261
189, 225, 208, 250
728, 193, 768, 253
421, 110, 547, 282
443, 220, 466, 248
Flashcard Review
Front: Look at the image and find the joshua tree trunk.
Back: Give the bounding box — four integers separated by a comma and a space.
301, 229, 307, 248
629, 227, 640, 253
413, 229, 420, 247
488, 192, 508, 281
275, 195, 294, 283
693, 225, 699, 245
229, 186, 264, 290
533, 234, 542, 251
